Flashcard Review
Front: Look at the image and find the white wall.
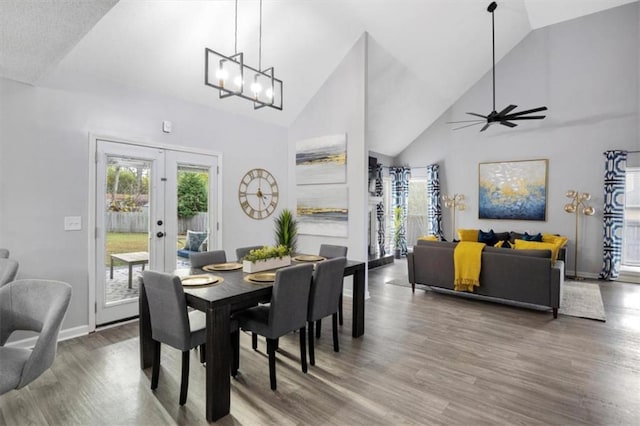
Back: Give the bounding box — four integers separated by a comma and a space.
395, 3, 640, 278
288, 34, 368, 292
0, 77, 288, 331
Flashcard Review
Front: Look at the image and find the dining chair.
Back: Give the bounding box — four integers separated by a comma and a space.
0, 279, 72, 395
233, 263, 313, 390
318, 244, 348, 333
0, 258, 19, 287
142, 271, 211, 405
189, 250, 227, 269
0, 248, 9, 259
307, 256, 347, 366
235, 245, 264, 261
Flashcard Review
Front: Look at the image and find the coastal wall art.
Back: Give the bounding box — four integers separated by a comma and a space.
297, 185, 348, 237
478, 159, 548, 221
296, 134, 347, 185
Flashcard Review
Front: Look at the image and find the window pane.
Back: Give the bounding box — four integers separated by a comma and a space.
623, 168, 640, 266
407, 178, 429, 245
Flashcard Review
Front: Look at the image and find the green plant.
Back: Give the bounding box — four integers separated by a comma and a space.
243, 245, 291, 262
393, 206, 403, 248
177, 172, 208, 218
274, 209, 298, 253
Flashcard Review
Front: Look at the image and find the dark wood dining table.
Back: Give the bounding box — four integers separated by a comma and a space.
138, 258, 366, 422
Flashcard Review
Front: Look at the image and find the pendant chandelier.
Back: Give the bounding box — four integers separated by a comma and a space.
205, 0, 283, 110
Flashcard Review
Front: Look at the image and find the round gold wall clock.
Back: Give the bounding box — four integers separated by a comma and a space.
238, 168, 279, 220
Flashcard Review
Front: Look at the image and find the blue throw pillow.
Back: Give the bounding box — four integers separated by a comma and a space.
186, 230, 208, 251
522, 232, 543, 242
478, 229, 498, 246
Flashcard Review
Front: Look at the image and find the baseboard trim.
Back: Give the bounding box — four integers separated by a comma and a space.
6, 325, 89, 349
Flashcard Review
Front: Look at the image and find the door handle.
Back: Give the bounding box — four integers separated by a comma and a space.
156, 232, 165, 238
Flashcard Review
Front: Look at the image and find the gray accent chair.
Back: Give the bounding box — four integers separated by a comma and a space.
233, 263, 313, 390
318, 244, 348, 330
307, 256, 347, 366
0, 249, 9, 259
0, 258, 19, 287
142, 270, 208, 405
0, 279, 72, 395
235, 245, 264, 261
189, 250, 227, 269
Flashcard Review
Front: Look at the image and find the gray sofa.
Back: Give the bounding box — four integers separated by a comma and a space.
407, 240, 564, 318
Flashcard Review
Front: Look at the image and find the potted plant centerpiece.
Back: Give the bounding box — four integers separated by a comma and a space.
242, 245, 292, 273
393, 206, 403, 259
274, 208, 298, 254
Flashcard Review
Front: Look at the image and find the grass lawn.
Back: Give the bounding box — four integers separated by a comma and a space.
105, 232, 186, 265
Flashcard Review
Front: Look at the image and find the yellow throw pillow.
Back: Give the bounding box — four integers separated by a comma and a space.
514, 239, 560, 263
542, 234, 568, 248
458, 229, 479, 242
418, 235, 439, 241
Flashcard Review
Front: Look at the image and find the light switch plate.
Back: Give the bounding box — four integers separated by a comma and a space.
64, 216, 82, 231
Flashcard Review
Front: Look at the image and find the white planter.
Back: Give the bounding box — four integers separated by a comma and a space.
243, 256, 291, 273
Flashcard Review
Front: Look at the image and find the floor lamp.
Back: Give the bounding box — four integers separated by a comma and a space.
442, 194, 465, 241
563, 190, 595, 279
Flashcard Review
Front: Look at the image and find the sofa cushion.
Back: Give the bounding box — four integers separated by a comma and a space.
513, 239, 557, 261
458, 229, 478, 242
418, 235, 439, 242
478, 229, 498, 246
493, 240, 511, 248
185, 230, 208, 251
522, 232, 543, 242
494, 232, 510, 242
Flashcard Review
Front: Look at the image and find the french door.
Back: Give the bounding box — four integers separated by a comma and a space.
94, 139, 218, 325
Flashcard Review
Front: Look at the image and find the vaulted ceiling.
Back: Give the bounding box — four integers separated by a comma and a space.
1, 0, 635, 156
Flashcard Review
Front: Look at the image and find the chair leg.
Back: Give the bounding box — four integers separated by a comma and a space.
299, 326, 307, 374
267, 338, 277, 391
332, 313, 339, 352
338, 293, 344, 326
199, 344, 206, 364
316, 319, 321, 338
252, 332, 258, 350
151, 340, 160, 390
179, 351, 190, 405
308, 321, 315, 366
231, 330, 240, 377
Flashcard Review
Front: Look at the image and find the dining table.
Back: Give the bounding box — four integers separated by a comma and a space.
138, 257, 366, 422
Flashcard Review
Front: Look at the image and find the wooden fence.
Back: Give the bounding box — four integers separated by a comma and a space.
106, 212, 208, 234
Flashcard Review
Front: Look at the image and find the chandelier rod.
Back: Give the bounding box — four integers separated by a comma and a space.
258, 0, 263, 71
234, 0, 238, 54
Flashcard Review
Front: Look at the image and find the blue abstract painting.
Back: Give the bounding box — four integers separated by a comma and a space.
478, 159, 548, 221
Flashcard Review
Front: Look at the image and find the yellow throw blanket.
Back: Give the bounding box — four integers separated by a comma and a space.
453, 241, 486, 292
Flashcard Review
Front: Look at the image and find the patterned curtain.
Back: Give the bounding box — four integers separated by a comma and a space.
600, 150, 627, 280
426, 163, 444, 240
375, 163, 385, 256
390, 167, 410, 255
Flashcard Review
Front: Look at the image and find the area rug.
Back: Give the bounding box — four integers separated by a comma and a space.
559, 280, 606, 322
385, 278, 606, 322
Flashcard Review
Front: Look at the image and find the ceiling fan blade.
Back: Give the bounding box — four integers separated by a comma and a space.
507, 106, 548, 117
466, 112, 488, 119
452, 122, 485, 131
446, 119, 485, 124
504, 115, 546, 120
499, 121, 517, 128
480, 123, 491, 132
497, 104, 517, 116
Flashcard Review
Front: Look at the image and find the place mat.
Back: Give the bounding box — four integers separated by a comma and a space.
203, 262, 243, 272
293, 254, 326, 262
245, 272, 276, 283
181, 274, 223, 286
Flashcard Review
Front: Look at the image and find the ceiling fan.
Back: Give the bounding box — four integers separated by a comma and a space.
449, 1, 547, 132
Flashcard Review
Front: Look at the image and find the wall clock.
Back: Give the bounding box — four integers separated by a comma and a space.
238, 168, 279, 220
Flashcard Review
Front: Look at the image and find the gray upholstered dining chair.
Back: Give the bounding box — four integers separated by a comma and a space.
0, 248, 9, 259
0, 279, 72, 395
142, 270, 210, 405
318, 244, 348, 331
189, 250, 227, 269
233, 263, 313, 390
307, 256, 347, 366
235, 245, 264, 261
0, 258, 19, 287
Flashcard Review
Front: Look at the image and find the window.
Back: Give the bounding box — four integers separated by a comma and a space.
407, 174, 429, 245
622, 167, 640, 267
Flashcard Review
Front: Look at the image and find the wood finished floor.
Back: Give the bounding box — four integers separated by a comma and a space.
2, 260, 640, 425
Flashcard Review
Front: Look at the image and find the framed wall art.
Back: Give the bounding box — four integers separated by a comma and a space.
296, 134, 347, 185
297, 185, 348, 237
478, 159, 548, 221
